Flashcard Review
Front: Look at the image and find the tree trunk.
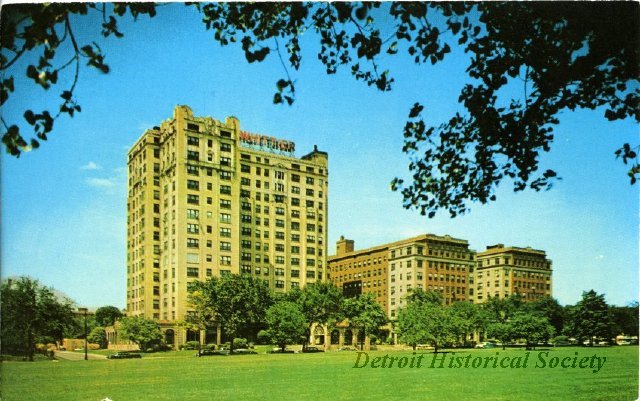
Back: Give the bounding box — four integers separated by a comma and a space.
27, 327, 34, 362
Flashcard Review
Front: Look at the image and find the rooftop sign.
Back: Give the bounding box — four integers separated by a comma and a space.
239, 130, 295, 154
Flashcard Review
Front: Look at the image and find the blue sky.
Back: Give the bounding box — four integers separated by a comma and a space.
2, 4, 638, 308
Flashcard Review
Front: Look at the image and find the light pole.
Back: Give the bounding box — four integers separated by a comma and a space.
78, 307, 88, 360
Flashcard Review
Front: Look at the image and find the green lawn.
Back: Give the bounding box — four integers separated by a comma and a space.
1, 347, 637, 401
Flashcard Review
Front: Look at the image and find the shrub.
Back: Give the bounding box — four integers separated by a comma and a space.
257, 330, 270, 345
233, 338, 247, 349
183, 341, 200, 350
205, 343, 216, 350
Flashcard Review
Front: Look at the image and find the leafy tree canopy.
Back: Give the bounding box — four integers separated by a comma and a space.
265, 301, 308, 352
565, 290, 613, 345
187, 274, 273, 350
87, 326, 108, 348
0, 277, 75, 360
343, 293, 387, 349
510, 312, 555, 349
94, 305, 124, 327
2, 2, 637, 217
118, 316, 163, 351
285, 282, 344, 348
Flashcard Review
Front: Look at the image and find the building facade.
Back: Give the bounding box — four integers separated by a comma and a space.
328, 236, 553, 319
472, 244, 552, 303
126, 105, 328, 344
328, 234, 475, 318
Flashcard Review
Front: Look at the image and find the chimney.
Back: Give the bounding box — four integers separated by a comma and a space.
336, 236, 355, 256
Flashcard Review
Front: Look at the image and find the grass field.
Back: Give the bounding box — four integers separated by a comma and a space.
1, 346, 637, 401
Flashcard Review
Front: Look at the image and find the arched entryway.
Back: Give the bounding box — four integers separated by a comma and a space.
344, 329, 353, 345
164, 329, 175, 347
313, 326, 325, 345
330, 329, 340, 345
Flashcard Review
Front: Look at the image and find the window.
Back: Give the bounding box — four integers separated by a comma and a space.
241, 177, 250, 186
276, 244, 285, 252
220, 157, 231, 166
275, 256, 285, 264
306, 200, 314, 208
220, 256, 231, 265
291, 210, 300, 218
241, 164, 251, 173
306, 224, 316, 231
187, 180, 199, 190
187, 224, 199, 234
291, 246, 300, 254
275, 171, 285, 179
276, 219, 285, 228
306, 188, 314, 196
187, 150, 199, 161
187, 238, 199, 248
220, 213, 231, 223
291, 174, 300, 183
291, 186, 300, 194
187, 194, 199, 205
220, 185, 231, 195
276, 231, 285, 240
291, 270, 300, 278
220, 242, 231, 251
220, 227, 231, 237
276, 207, 285, 215
220, 199, 231, 209
220, 143, 231, 152
241, 240, 252, 249
242, 202, 251, 211
187, 165, 199, 176
306, 177, 314, 185
241, 214, 252, 223
291, 257, 300, 266
275, 280, 285, 289
291, 234, 300, 242
187, 267, 199, 278
220, 171, 231, 180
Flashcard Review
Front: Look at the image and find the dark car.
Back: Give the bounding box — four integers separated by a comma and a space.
195, 349, 218, 357
302, 346, 324, 353
107, 352, 142, 359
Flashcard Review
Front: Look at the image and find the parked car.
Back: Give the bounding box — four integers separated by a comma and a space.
474, 342, 496, 349
302, 346, 324, 353
107, 352, 142, 359
195, 349, 218, 357
337, 346, 357, 351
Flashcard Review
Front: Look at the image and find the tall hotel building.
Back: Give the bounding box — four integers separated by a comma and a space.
127, 106, 328, 327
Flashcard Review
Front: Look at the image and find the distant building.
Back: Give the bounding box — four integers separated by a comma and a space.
472, 244, 553, 303
329, 236, 553, 318
328, 234, 475, 318
126, 105, 328, 346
